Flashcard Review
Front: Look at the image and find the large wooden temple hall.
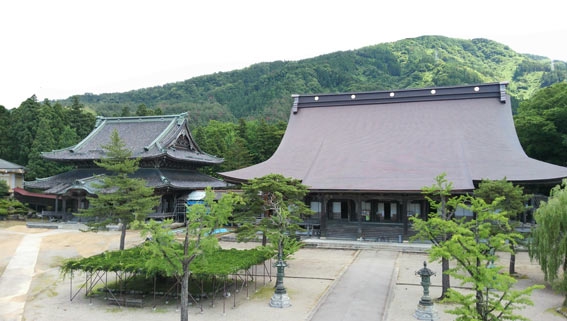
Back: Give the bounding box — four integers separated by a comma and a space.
220, 82, 567, 240
22, 113, 227, 220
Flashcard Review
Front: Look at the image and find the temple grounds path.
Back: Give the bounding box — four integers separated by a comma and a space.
0, 221, 565, 321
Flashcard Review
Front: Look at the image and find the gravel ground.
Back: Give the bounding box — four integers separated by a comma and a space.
1, 221, 564, 321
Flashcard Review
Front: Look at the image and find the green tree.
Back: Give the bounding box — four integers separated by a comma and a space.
0, 106, 11, 158
58, 126, 80, 149
135, 104, 151, 116
6, 96, 41, 165
65, 96, 96, 139
235, 174, 312, 250
26, 117, 58, 180
120, 106, 131, 117
247, 120, 285, 163
429, 196, 542, 321
26, 102, 79, 180
0, 180, 29, 218
515, 83, 567, 166
514, 115, 565, 165
236, 174, 311, 306
411, 173, 459, 299
529, 180, 567, 306
221, 136, 253, 171
474, 178, 531, 274
80, 130, 160, 250
0, 198, 29, 218
0, 180, 9, 197
140, 188, 241, 321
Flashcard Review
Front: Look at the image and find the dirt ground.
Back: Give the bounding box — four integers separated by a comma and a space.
1, 221, 565, 321
1, 222, 356, 321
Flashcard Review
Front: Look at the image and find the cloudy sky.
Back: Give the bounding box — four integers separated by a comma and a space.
1, 0, 565, 109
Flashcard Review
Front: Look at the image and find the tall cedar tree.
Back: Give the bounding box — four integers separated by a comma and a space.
474, 178, 530, 274
235, 174, 312, 258
140, 188, 241, 321
80, 130, 160, 250
411, 173, 457, 299
0, 106, 11, 159
6, 96, 41, 166
423, 195, 542, 321
529, 180, 567, 307
67, 96, 96, 139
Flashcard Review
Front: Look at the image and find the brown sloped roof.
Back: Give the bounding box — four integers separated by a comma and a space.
220, 83, 567, 192
42, 113, 222, 166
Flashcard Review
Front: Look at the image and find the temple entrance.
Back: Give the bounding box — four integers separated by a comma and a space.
327, 200, 353, 221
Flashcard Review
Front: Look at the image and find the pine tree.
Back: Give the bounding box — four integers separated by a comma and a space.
235, 174, 312, 251
141, 188, 241, 321
80, 130, 160, 250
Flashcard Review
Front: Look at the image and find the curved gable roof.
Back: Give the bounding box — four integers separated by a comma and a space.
220, 83, 567, 191
42, 113, 222, 166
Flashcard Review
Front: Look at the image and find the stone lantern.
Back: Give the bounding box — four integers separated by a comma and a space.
414, 261, 439, 321
269, 243, 291, 308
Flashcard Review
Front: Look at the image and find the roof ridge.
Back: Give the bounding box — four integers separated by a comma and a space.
292, 82, 508, 112
144, 114, 185, 151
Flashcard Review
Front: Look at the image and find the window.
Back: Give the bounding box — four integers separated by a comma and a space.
332, 202, 341, 213
310, 201, 321, 213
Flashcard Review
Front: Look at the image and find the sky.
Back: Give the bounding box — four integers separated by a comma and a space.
1, 0, 566, 109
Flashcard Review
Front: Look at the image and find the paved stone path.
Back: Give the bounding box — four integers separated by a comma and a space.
308, 249, 399, 321
0, 230, 71, 321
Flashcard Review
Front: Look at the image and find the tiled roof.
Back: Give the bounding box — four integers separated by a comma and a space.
25, 168, 228, 195
220, 82, 567, 191
0, 158, 24, 170
41, 113, 222, 166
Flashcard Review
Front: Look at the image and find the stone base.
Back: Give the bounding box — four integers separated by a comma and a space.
269, 292, 291, 308
414, 304, 439, 321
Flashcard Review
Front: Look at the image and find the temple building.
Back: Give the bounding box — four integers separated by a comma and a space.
0, 158, 25, 196
22, 113, 227, 220
220, 82, 567, 239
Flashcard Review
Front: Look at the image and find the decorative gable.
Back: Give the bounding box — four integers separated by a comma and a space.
172, 134, 196, 151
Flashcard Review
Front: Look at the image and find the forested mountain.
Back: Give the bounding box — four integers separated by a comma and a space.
60, 36, 567, 124
1, 35, 566, 182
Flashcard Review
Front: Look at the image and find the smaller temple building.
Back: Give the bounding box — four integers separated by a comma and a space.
221, 82, 567, 240
0, 158, 25, 196
22, 113, 228, 221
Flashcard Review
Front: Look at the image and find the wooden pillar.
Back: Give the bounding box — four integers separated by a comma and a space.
402, 196, 409, 235
356, 196, 362, 239
320, 194, 327, 238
